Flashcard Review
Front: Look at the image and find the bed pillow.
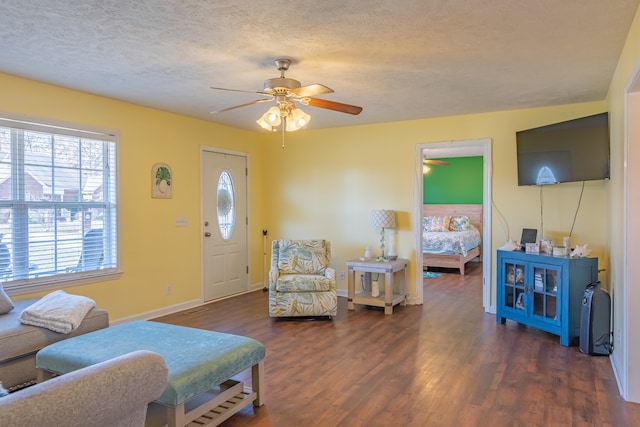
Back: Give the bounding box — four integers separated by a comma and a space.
423, 216, 452, 232
450, 215, 471, 231
0, 284, 13, 314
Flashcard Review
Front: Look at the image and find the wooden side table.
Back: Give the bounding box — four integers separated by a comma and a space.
346, 258, 409, 315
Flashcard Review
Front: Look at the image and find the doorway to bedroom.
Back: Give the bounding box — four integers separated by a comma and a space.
416, 139, 492, 313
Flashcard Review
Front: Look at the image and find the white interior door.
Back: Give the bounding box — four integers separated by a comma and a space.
202, 150, 248, 301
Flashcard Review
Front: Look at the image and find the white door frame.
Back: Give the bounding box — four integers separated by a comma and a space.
414, 138, 493, 312
200, 146, 250, 301
620, 61, 640, 402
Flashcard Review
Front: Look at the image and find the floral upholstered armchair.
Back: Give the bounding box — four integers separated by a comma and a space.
269, 239, 338, 317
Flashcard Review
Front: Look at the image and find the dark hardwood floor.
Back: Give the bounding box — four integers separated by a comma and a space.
153, 262, 640, 426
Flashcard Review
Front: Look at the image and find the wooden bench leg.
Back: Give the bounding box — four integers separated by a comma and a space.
165, 403, 186, 427
252, 360, 265, 407
37, 368, 54, 383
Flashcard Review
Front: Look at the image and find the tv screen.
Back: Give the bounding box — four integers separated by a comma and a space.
516, 112, 610, 186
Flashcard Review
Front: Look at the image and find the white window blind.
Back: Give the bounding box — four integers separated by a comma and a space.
0, 117, 118, 294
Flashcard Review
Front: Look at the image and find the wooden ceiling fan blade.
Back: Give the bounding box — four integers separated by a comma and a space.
305, 98, 363, 115
290, 84, 334, 97
423, 159, 449, 166
211, 98, 272, 114
210, 86, 268, 96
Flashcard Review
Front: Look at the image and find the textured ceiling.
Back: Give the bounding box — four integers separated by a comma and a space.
1, 1, 638, 131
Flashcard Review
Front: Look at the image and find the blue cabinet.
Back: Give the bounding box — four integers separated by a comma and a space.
496, 250, 598, 346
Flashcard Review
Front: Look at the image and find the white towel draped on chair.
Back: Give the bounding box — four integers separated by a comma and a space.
19, 290, 96, 333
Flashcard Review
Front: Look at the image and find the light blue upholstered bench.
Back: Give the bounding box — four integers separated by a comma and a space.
36, 320, 266, 427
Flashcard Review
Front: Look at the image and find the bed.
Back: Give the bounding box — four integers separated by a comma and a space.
422, 204, 482, 275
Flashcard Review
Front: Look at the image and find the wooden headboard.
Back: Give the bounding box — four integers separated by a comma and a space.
422, 204, 483, 236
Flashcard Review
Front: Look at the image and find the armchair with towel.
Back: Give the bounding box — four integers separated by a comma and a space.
269, 239, 337, 318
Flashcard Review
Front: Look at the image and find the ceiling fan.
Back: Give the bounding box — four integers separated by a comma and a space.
422, 158, 449, 173
210, 58, 363, 133
423, 159, 449, 167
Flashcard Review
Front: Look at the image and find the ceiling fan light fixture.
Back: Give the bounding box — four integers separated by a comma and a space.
265, 106, 282, 125
293, 107, 310, 127
256, 117, 273, 131
256, 106, 283, 131
285, 117, 298, 132
285, 107, 310, 132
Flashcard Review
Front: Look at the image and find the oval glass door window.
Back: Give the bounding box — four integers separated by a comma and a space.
216, 170, 235, 240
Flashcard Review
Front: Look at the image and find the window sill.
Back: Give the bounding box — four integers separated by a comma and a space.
4, 269, 123, 298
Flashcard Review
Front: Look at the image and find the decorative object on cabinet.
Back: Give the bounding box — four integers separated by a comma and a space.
371, 209, 396, 261
540, 239, 553, 254
571, 244, 592, 258
552, 246, 567, 256
519, 228, 537, 250
498, 240, 519, 251
525, 242, 540, 254
496, 250, 598, 346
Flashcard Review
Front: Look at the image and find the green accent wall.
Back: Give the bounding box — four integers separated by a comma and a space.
423, 156, 483, 204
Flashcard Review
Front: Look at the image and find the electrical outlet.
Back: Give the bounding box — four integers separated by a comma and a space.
339, 271, 345, 280
166, 285, 172, 296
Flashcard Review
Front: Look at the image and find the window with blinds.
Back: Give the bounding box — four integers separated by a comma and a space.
0, 116, 118, 294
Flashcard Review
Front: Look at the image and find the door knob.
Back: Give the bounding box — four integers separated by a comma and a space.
204, 232, 211, 237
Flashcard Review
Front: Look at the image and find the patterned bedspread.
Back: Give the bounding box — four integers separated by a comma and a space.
422, 225, 481, 256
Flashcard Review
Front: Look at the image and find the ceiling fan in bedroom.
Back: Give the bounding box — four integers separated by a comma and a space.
423, 158, 449, 174
210, 58, 363, 146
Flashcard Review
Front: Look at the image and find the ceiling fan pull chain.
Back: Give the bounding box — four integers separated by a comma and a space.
282, 117, 286, 149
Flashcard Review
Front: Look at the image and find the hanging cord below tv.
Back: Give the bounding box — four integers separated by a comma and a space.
539, 185, 544, 239
569, 181, 586, 238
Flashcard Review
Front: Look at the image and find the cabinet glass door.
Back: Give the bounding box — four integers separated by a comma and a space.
531, 265, 559, 321
503, 262, 526, 312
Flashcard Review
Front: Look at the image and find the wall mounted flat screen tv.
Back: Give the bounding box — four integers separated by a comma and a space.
516, 112, 610, 186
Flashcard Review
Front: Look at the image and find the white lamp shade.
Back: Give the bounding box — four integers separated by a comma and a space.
265, 106, 282, 125
285, 107, 311, 131
256, 116, 273, 130
371, 209, 396, 228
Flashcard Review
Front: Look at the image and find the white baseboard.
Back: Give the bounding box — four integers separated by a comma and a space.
110, 283, 266, 326
610, 352, 627, 400
110, 298, 203, 326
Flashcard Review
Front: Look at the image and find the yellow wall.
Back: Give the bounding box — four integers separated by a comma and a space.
605, 4, 640, 402
0, 75, 610, 319
263, 103, 608, 306
0, 73, 267, 320
5, 6, 640, 402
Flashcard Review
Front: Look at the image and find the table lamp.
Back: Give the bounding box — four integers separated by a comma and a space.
371, 209, 396, 261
